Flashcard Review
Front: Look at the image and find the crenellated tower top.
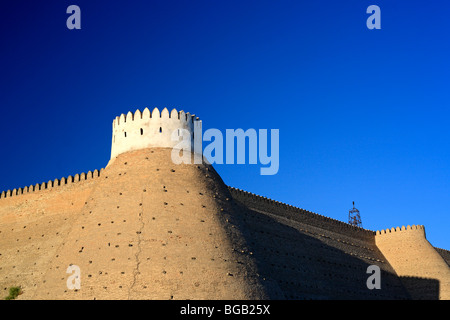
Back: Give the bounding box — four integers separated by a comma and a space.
110, 107, 201, 160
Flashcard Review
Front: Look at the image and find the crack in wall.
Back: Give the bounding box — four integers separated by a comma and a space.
128, 192, 144, 299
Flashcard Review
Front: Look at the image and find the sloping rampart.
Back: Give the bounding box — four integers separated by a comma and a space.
0, 169, 103, 200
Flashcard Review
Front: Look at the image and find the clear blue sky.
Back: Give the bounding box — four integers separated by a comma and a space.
1, 0, 449, 249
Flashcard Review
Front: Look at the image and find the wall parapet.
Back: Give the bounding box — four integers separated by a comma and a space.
0, 168, 103, 200
228, 186, 375, 238
375, 225, 425, 236
112, 107, 198, 128
110, 107, 201, 160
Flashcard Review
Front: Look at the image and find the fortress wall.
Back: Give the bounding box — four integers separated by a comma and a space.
229, 187, 448, 299
110, 108, 199, 159
375, 226, 450, 299
235, 206, 408, 299
33, 148, 269, 300
228, 187, 410, 299
0, 170, 101, 299
2, 103, 448, 300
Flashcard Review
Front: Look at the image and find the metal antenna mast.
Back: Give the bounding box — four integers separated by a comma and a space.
348, 201, 362, 227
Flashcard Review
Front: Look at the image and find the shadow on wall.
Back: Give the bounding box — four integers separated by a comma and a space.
228, 200, 441, 300
399, 276, 440, 300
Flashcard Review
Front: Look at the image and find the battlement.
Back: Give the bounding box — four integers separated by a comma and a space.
0, 169, 103, 200
112, 107, 199, 127
376, 225, 425, 236
110, 107, 201, 159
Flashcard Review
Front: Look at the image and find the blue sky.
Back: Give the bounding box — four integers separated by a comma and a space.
0, 0, 449, 249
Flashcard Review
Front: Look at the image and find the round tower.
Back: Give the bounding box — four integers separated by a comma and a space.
110, 107, 200, 160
